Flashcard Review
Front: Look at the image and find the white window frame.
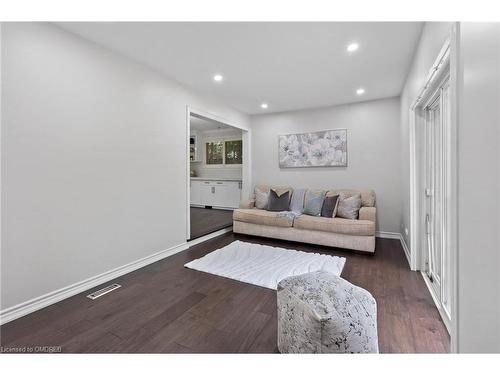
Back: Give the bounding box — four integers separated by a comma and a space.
204, 136, 243, 168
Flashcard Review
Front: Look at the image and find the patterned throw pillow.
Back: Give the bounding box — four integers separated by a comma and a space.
255, 188, 269, 209
336, 193, 362, 219
267, 189, 290, 211
321, 195, 339, 218
303, 190, 326, 216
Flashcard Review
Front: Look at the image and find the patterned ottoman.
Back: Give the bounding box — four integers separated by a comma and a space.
277, 271, 379, 353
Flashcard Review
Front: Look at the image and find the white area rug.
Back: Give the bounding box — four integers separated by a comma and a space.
184, 240, 346, 290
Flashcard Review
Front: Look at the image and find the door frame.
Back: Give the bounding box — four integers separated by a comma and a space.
421, 79, 447, 299
409, 40, 451, 271
409, 34, 458, 351
185, 106, 251, 241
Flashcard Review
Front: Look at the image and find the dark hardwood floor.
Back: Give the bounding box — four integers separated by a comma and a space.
0, 233, 450, 353
189, 207, 233, 240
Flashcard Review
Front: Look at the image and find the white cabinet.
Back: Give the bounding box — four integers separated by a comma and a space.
190, 179, 241, 209
212, 181, 241, 208
226, 181, 243, 208
190, 180, 209, 205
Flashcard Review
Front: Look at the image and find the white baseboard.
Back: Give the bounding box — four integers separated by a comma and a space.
2, 227, 413, 324
399, 235, 412, 269
376, 231, 411, 268
375, 231, 401, 240
0, 241, 189, 325
188, 227, 233, 246
0, 227, 236, 325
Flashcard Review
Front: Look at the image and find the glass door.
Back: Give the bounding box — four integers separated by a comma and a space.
422, 75, 452, 325
424, 96, 442, 301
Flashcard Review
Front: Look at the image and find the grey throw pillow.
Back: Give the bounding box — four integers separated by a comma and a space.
267, 189, 290, 211
303, 190, 326, 216
321, 195, 339, 218
289, 188, 306, 214
255, 189, 269, 209
336, 193, 362, 219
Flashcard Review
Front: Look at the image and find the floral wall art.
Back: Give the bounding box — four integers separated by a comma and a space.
278, 129, 347, 168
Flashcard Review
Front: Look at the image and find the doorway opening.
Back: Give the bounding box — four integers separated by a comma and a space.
186, 108, 250, 241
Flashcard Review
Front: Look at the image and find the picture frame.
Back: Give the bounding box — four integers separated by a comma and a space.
278, 129, 348, 168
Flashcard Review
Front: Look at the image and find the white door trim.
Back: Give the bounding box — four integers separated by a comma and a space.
185, 106, 251, 240
410, 39, 450, 270
409, 39, 452, 272
408, 105, 419, 271
408, 34, 458, 352
447, 24, 460, 353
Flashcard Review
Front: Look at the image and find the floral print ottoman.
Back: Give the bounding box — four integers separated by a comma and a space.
277, 270, 379, 353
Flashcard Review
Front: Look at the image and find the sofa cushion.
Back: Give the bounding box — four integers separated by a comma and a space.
233, 208, 294, 228
303, 189, 326, 216
329, 189, 376, 207
255, 188, 269, 209
239, 199, 255, 209
255, 185, 293, 199
359, 206, 376, 222
267, 189, 290, 211
336, 193, 362, 219
293, 215, 375, 236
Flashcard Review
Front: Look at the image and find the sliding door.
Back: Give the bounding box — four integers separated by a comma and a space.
422, 75, 452, 325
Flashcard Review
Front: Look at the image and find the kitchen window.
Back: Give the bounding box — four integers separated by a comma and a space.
205, 141, 224, 165
224, 140, 243, 164
205, 139, 242, 165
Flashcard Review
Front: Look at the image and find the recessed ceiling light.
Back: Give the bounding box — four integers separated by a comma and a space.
260, 103, 268, 109
347, 43, 359, 53
356, 88, 365, 95
213, 74, 223, 82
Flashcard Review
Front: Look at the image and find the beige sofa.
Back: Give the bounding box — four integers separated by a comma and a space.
233, 185, 377, 253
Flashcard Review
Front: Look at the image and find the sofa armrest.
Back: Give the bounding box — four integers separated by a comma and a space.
359, 206, 376, 223
239, 199, 256, 209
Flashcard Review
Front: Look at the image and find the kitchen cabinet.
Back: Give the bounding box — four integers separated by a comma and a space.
190, 179, 242, 209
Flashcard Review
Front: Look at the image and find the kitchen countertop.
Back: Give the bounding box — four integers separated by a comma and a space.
190, 177, 242, 182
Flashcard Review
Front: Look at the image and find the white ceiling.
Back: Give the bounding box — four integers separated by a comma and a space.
56, 22, 423, 114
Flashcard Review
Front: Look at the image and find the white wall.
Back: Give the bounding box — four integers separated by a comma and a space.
250, 97, 401, 233
399, 22, 453, 252
456, 22, 500, 353
0, 23, 249, 310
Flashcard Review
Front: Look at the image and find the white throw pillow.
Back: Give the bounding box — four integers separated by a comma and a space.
255, 189, 270, 209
